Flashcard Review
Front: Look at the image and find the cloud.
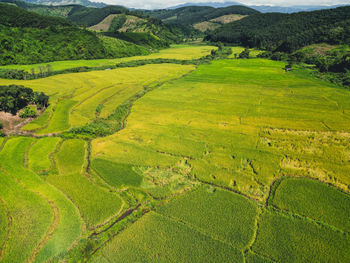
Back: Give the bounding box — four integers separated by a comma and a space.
100, 0, 350, 9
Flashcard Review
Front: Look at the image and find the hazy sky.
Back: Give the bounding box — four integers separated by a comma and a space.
100, 0, 350, 9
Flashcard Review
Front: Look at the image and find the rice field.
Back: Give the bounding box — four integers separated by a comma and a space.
56, 139, 86, 175
252, 210, 350, 262
91, 158, 143, 188
0, 45, 215, 73
1, 48, 350, 262
0, 64, 194, 133
157, 186, 258, 249
27, 137, 60, 175
93, 59, 350, 200
0, 137, 82, 262
92, 212, 244, 263
270, 177, 350, 232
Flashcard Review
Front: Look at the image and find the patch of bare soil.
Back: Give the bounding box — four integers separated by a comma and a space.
0, 108, 44, 136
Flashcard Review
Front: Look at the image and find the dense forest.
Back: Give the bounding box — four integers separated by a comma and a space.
0, 2, 72, 27
147, 5, 259, 25
0, 3, 152, 65
0, 0, 196, 48
206, 6, 350, 52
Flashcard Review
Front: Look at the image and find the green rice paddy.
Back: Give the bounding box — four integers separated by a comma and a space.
0, 45, 215, 73
0, 46, 349, 262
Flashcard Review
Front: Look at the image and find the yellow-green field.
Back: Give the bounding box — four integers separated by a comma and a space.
93, 59, 350, 199
0, 45, 215, 73
228, 47, 264, 58
0, 64, 195, 133
1, 51, 350, 262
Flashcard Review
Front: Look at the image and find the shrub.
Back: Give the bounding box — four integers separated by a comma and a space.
239, 48, 250, 59
19, 106, 37, 118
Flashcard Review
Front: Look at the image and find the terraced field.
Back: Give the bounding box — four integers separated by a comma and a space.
1, 49, 350, 262
0, 64, 195, 133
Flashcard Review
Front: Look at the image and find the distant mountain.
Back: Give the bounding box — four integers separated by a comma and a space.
167, 2, 349, 13
250, 4, 349, 13
168, 2, 241, 9
22, 0, 106, 8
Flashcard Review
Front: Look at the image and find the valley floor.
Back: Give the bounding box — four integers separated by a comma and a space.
0, 46, 349, 262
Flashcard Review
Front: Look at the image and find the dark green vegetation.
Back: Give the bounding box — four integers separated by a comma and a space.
0, 3, 154, 65
270, 178, 350, 232
93, 212, 244, 263
206, 6, 350, 52
157, 186, 258, 249
92, 158, 143, 188
147, 5, 258, 26
0, 85, 48, 114
253, 210, 350, 262
68, 5, 129, 27
0, 2, 71, 28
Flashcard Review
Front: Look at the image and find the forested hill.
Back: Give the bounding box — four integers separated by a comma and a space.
23, 0, 105, 7
205, 6, 350, 52
0, 3, 150, 65
147, 5, 259, 25
0, 2, 72, 27
0, 0, 194, 47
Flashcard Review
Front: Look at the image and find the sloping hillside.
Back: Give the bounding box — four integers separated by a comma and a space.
0, 3, 149, 65
206, 6, 350, 52
147, 5, 258, 26
90, 14, 196, 48
194, 14, 247, 32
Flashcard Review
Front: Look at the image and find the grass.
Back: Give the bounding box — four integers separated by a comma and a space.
157, 185, 258, 249
28, 137, 61, 175
47, 172, 123, 228
93, 59, 350, 200
253, 210, 350, 262
0, 137, 82, 262
92, 212, 244, 263
271, 177, 350, 232
91, 158, 143, 188
0, 45, 215, 73
56, 139, 86, 175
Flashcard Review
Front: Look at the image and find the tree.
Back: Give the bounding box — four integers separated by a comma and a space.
239, 48, 250, 59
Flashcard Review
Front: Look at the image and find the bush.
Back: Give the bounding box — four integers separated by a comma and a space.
239, 48, 250, 59
19, 106, 37, 118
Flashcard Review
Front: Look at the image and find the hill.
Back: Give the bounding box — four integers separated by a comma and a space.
168, 2, 349, 13
0, 0, 195, 47
89, 14, 195, 48
206, 6, 350, 52
0, 3, 150, 65
22, 0, 105, 7
147, 5, 259, 26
